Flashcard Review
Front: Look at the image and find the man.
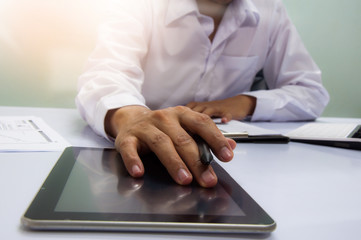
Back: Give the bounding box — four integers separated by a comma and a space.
76, 0, 329, 187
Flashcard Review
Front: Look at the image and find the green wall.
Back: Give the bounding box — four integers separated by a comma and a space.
283, 0, 361, 118
1, 0, 360, 118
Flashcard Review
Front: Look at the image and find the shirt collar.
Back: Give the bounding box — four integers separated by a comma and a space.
165, 0, 260, 27
165, 0, 199, 26
231, 0, 260, 27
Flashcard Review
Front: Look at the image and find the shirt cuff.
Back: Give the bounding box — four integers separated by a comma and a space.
242, 91, 275, 121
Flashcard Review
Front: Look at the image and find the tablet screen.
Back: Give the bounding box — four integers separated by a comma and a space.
55, 148, 245, 217
22, 147, 276, 233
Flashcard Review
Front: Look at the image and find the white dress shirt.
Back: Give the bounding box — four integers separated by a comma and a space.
76, 0, 329, 139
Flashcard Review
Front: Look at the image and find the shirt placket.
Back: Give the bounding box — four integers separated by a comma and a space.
194, 14, 237, 102
194, 15, 225, 102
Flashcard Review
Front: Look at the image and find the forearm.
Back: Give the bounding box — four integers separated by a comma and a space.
186, 94, 257, 122
245, 85, 329, 121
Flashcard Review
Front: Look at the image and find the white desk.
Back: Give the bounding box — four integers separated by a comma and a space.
1, 106, 360, 240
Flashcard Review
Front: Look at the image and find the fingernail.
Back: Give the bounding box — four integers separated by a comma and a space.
220, 146, 233, 161
132, 165, 142, 176
178, 169, 191, 184
201, 169, 216, 184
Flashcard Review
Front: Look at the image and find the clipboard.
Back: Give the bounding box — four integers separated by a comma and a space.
222, 132, 289, 144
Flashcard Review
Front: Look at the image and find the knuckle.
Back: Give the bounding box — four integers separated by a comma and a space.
194, 112, 212, 125
188, 157, 204, 169
117, 136, 135, 147
213, 130, 224, 139
123, 152, 139, 163
151, 109, 168, 120
173, 105, 189, 113
115, 136, 136, 152
149, 132, 169, 146
114, 136, 142, 162
174, 133, 193, 147
151, 109, 173, 125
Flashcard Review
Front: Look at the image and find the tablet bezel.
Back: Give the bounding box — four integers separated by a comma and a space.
21, 147, 276, 234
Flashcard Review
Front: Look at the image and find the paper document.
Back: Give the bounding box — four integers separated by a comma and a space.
215, 119, 280, 136
286, 123, 360, 140
285, 122, 361, 150
214, 119, 289, 143
0, 116, 70, 152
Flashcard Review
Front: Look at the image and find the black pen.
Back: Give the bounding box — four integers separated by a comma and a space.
194, 135, 214, 165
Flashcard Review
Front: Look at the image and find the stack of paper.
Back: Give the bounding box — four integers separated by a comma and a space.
0, 116, 70, 152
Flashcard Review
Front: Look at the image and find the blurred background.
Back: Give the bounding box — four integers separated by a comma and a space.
0, 0, 107, 108
0, 0, 360, 118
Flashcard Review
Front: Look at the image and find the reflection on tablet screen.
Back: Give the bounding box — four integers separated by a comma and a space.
55, 148, 245, 218
22, 147, 276, 233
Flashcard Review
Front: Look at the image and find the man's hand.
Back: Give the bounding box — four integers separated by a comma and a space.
105, 105, 236, 188
186, 95, 256, 123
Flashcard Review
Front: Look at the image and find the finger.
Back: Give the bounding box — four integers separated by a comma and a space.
180, 110, 234, 163
186, 102, 207, 113
157, 123, 218, 188
202, 107, 221, 118
201, 107, 232, 121
138, 127, 193, 186
227, 138, 237, 150
114, 135, 145, 178
185, 101, 197, 109
221, 113, 233, 123
191, 105, 207, 113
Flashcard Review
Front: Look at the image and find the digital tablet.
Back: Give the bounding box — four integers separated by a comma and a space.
21, 147, 276, 234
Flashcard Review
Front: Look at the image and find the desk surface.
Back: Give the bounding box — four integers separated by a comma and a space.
1, 106, 360, 240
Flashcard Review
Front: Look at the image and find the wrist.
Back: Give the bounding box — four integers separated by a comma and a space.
241, 95, 256, 116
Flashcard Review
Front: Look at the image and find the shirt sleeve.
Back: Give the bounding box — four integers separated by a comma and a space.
243, 0, 329, 121
75, 0, 151, 139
